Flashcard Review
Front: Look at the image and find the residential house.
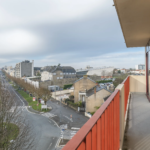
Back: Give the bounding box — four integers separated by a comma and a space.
86, 86, 111, 112
73, 76, 111, 112
73, 76, 97, 103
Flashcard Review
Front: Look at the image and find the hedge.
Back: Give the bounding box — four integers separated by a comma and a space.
67, 101, 78, 108
63, 84, 73, 89
96, 80, 112, 83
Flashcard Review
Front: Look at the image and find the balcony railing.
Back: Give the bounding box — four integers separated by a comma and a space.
62, 76, 130, 150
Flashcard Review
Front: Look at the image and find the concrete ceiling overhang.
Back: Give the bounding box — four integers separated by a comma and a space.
114, 0, 150, 47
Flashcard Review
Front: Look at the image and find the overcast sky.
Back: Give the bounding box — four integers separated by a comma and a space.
0, 0, 145, 69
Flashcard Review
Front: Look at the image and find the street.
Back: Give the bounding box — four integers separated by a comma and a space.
0, 71, 89, 150
0, 72, 60, 150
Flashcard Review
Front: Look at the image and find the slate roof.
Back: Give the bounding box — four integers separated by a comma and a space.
86, 85, 112, 97
74, 76, 96, 84
103, 95, 110, 101
41, 66, 76, 73
34, 67, 41, 70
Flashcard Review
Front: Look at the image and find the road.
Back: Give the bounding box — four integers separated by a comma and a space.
0, 71, 89, 149
47, 100, 89, 129
0, 72, 61, 150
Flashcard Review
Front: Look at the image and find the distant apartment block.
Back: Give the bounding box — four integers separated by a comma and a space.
15, 60, 34, 78
76, 66, 114, 78
135, 64, 145, 70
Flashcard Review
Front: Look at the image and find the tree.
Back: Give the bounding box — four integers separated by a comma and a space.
36, 72, 41, 76
41, 88, 51, 104
118, 70, 121, 74
113, 78, 124, 87
0, 81, 35, 150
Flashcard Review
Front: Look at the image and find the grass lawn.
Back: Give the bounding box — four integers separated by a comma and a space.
17, 90, 42, 111
8, 123, 19, 140
2, 123, 19, 140
12, 84, 18, 90
0, 123, 19, 148
17, 90, 50, 112
9, 81, 13, 84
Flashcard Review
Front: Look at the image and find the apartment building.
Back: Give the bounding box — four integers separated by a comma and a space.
135, 64, 145, 70
15, 60, 34, 78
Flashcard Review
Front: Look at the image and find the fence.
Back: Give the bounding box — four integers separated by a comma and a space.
62, 76, 130, 150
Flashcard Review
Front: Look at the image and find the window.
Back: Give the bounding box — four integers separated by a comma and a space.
57, 77, 59, 79
66, 73, 68, 75
60, 73, 63, 75
72, 73, 74, 75
60, 77, 63, 79
53, 73, 56, 75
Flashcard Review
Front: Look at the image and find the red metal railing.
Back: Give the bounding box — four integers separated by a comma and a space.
62, 90, 120, 150
122, 76, 130, 116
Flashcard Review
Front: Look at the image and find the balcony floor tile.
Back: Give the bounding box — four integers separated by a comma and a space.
124, 93, 150, 150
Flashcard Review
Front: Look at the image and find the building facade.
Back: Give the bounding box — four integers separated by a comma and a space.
86, 88, 111, 112
41, 66, 76, 82
15, 60, 34, 78
73, 76, 111, 112
87, 67, 114, 78
73, 76, 97, 103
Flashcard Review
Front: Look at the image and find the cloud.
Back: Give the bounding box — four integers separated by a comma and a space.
0, 29, 44, 56
34, 49, 145, 69
0, 59, 10, 64
0, 0, 106, 27
0, 0, 145, 69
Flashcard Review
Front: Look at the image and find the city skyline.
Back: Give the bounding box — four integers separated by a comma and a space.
0, 0, 145, 68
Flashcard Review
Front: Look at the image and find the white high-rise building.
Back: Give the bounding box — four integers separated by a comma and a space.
15, 60, 34, 78
135, 64, 145, 70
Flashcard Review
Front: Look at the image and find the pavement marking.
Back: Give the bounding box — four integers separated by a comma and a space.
9, 106, 27, 112
71, 127, 80, 130
47, 143, 52, 150
63, 115, 73, 122
42, 112, 57, 118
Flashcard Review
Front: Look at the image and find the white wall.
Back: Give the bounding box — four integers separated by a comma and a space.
87, 67, 114, 76
26, 78, 39, 88
41, 71, 52, 81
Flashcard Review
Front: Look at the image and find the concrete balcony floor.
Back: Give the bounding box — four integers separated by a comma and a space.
123, 93, 150, 150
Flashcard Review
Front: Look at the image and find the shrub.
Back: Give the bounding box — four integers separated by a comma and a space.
65, 98, 74, 103
67, 101, 78, 108
96, 80, 112, 83
90, 112, 95, 115
69, 95, 74, 99
63, 84, 73, 89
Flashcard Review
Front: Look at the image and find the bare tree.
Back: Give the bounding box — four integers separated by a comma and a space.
0, 81, 35, 150
41, 88, 51, 104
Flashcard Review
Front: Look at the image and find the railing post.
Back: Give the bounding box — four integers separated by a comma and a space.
116, 84, 125, 150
